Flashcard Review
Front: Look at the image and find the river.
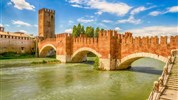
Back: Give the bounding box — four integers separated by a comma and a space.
0, 58, 165, 100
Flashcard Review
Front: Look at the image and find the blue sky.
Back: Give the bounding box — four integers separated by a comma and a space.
0, 0, 178, 36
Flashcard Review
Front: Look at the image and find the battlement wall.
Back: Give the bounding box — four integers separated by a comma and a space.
120, 33, 178, 59
39, 31, 178, 60
39, 8, 55, 14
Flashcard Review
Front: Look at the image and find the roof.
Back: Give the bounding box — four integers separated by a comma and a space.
0, 31, 34, 38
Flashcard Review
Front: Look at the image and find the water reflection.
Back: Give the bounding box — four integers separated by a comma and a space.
129, 67, 162, 75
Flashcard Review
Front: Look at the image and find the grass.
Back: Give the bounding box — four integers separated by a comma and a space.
0, 52, 35, 59
0, 58, 60, 66
0, 52, 60, 67
31, 59, 60, 64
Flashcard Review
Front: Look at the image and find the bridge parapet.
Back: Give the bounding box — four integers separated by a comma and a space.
120, 34, 178, 59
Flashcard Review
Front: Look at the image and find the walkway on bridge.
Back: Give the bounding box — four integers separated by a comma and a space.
159, 53, 178, 100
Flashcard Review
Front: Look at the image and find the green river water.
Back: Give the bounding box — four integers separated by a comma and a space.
0, 58, 165, 100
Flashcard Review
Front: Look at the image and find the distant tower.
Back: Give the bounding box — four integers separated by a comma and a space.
0, 26, 4, 32
38, 8, 55, 38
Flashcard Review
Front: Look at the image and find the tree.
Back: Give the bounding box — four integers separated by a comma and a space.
81, 26, 85, 34
101, 28, 104, 31
94, 27, 100, 37
86, 26, 94, 37
72, 25, 77, 37
72, 23, 103, 37
77, 23, 81, 36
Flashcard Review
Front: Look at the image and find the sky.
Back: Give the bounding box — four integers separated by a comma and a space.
0, 0, 178, 36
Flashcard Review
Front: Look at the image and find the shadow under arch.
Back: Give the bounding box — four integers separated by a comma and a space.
117, 52, 168, 70
71, 47, 101, 63
39, 44, 57, 57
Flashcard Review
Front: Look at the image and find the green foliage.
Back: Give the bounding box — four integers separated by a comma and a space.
87, 52, 96, 57
72, 23, 103, 37
0, 52, 35, 59
42, 60, 47, 63
77, 23, 81, 36
72, 25, 77, 37
86, 26, 94, 37
94, 27, 100, 37
81, 26, 85, 34
31, 59, 61, 64
101, 28, 104, 31
94, 57, 99, 70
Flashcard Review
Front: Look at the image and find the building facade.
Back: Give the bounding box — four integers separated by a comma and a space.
0, 27, 35, 54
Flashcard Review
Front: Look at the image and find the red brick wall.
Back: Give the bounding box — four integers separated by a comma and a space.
120, 34, 178, 59
39, 31, 178, 59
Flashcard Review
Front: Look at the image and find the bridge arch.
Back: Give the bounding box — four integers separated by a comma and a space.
71, 47, 101, 62
117, 52, 168, 70
39, 44, 57, 57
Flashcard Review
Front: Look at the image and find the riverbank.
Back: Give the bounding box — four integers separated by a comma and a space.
0, 58, 60, 67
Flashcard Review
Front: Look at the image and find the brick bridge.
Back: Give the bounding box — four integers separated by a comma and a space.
38, 30, 178, 70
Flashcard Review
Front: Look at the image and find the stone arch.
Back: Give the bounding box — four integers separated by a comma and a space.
71, 47, 101, 62
117, 52, 168, 70
39, 44, 57, 57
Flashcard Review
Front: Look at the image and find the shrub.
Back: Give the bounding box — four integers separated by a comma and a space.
42, 60, 47, 63
94, 57, 99, 69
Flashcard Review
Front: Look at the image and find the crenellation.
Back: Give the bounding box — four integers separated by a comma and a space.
150, 36, 159, 46
160, 36, 168, 45
170, 36, 177, 49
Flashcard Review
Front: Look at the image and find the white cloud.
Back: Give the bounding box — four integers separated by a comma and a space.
130, 6, 155, 15
0, 24, 10, 27
34, 24, 38, 27
19, 30, 27, 33
71, 4, 82, 8
69, 20, 74, 24
90, 16, 94, 18
130, 6, 146, 15
68, 0, 83, 4
115, 27, 122, 31
77, 17, 94, 23
12, 20, 31, 27
167, 6, 178, 13
102, 20, 112, 23
67, 0, 132, 16
117, 16, 141, 24
95, 11, 103, 15
88, 1, 132, 16
149, 11, 162, 16
5, 24, 10, 27
0, 24, 3, 27
11, 0, 35, 11
64, 28, 73, 33
149, 6, 178, 16
126, 26, 178, 36
7, 2, 12, 5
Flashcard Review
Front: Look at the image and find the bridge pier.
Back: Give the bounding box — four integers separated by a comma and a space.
56, 55, 71, 63
99, 58, 118, 70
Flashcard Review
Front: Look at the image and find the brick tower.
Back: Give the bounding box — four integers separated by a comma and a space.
38, 8, 55, 38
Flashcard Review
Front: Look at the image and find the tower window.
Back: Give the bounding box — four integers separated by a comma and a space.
51, 16, 54, 19
21, 47, 24, 50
